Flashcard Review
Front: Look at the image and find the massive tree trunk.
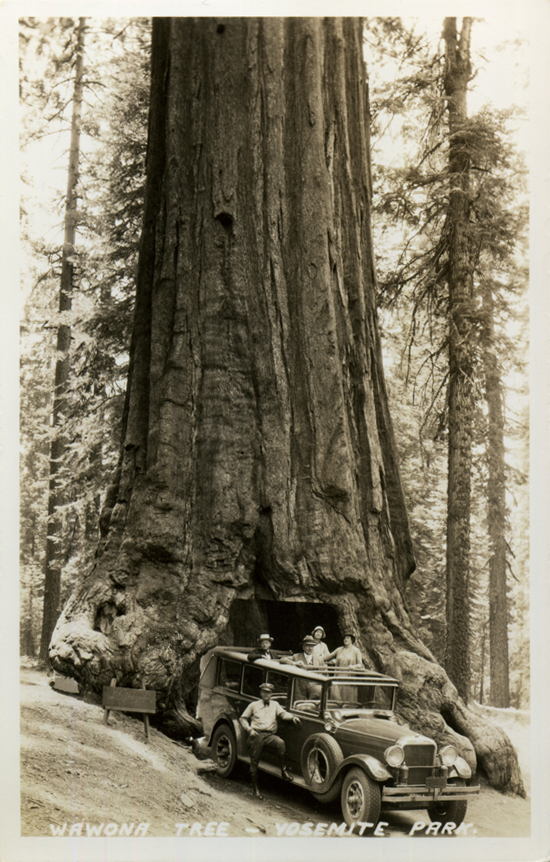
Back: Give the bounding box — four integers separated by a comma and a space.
482, 282, 510, 707
442, 17, 474, 702
50, 17, 523, 794
39, 17, 86, 662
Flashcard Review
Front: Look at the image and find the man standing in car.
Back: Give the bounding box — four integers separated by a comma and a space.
280, 634, 324, 698
240, 683, 301, 798
247, 633, 276, 663
280, 635, 325, 668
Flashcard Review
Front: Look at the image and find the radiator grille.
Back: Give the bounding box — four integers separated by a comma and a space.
404, 743, 436, 767
403, 743, 436, 784
405, 744, 435, 785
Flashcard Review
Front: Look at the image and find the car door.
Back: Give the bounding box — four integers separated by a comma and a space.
275, 677, 326, 775
201, 657, 244, 732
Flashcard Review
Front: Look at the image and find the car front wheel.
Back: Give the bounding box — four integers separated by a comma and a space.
340, 767, 381, 830
427, 779, 468, 827
211, 724, 238, 778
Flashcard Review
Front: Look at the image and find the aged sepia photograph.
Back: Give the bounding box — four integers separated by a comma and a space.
1, 3, 549, 861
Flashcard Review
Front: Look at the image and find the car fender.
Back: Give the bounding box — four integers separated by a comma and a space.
449, 756, 472, 780
335, 753, 392, 784
208, 714, 246, 754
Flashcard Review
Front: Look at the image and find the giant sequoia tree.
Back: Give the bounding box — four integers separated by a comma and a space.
49, 17, 523, 794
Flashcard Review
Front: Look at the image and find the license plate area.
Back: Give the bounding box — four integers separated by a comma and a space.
426, 776, 447, 789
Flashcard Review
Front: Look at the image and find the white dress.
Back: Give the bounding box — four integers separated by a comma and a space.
311, 641, 329, 666
326, 645, 363, 703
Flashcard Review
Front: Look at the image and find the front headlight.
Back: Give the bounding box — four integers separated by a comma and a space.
439, 745, 458, 767
384, 744, 405, 767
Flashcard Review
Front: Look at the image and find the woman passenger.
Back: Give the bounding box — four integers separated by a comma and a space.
311, 626, 330, 665
326, 633, 363, 669
326, 633, 363, 704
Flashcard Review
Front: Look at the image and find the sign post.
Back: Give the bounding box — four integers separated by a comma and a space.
102, 679, 156, 741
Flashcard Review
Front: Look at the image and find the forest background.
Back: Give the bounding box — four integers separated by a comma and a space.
15, 13, 534, 708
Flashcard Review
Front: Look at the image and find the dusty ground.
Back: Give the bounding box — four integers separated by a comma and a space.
20, 664, 530, 839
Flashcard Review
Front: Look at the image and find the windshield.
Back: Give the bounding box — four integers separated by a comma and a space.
325, 681, 395, 712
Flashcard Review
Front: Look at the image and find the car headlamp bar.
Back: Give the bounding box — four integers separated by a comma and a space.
439, 744, 458, 767
384, 744, 405, 767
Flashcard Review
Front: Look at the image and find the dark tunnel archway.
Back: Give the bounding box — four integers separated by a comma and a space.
223, 598, 342, 654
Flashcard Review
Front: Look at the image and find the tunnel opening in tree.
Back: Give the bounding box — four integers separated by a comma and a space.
224, 598, 341, 654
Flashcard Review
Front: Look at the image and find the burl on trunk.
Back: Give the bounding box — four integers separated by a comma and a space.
50, 18, 523, 795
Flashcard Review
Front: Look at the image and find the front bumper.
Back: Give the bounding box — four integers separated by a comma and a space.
382, 784, 480, 805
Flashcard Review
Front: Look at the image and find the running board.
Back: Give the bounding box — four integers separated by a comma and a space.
239, 756, 309, 789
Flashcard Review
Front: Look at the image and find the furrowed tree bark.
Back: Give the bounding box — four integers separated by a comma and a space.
482, 281, 510, 707
50, 17, 523, 793
39, 17, 86, 662
442, 17, 474, 702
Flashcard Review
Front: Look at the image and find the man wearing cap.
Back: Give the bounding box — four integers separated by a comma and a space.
247, 634, 276, 663
280, 635, 325, 669
240, 683, 301, 798
280, 635, 324, 699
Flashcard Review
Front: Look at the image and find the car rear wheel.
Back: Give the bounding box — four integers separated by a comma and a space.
428, 779, 468, 827
340, 767, 381, 830
211, 724, 238, 778
301, 733, 344, 793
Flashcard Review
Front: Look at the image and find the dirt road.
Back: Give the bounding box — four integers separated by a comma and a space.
19, 665, 530, 840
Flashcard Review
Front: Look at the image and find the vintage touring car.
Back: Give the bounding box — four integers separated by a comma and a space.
196, 647, 479, 828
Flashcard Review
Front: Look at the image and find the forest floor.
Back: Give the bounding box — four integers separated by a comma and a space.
19, 662, 530, 841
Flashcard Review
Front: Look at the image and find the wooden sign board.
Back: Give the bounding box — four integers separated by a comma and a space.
102, 681, 156, 741
102, 686, 156, 714
52, 675, 80, 694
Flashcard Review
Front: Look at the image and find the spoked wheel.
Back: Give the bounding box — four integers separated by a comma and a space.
211, 724, 238, 778
428, 779, 468, 827
301, 733, 344, 793
340, 767, 381, 830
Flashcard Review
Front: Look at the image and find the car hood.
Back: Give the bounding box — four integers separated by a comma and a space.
335, 714, 432, 748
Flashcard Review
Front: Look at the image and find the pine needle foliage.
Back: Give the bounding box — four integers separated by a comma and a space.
19, 17, 151, 656
366, 17, 529, 704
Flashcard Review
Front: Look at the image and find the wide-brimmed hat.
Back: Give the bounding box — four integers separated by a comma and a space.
259, 683, 274, 692
311, 626, 326, 638
257, 634, 274, 644
301, 635, 316, 646
342, 632, 356, 643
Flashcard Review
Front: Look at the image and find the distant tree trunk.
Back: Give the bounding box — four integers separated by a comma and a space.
50, 17, 523, 794
442, 17, 474, 702
482, 282, 510, 707
21, 586, 36, 658
21, 513, 37, 657
478, 620, 487, 704
39, 17, 86, 661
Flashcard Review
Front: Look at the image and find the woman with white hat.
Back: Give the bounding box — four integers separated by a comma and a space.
311, 625, 330, 665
